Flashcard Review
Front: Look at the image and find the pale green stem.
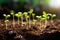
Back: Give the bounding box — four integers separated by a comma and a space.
13, 15, 15, 27
21, 17, 23, 26
5, 17, 8, 30
29, 17, 31, 28
26, 18, 28, 24
26, 18, 28, 29
29, 14, 32, 28
33, 16, 34, 21
51, 19, 56, 28
6, 23, 8, 30
18, 17, 20, 25
45, 20, 47, 28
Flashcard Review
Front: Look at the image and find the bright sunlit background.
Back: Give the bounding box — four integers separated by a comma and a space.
49, 0, 60, 8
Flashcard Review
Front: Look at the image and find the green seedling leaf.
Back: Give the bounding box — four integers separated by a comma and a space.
43, 11, 48, 18
26, 15, 29, 19
32, 13, 35, 17
18, 12, 22, 17
23, 12, 28, 17
28, 9, 34, 13
3, 14, 10, 20
7, 15, 10, 17
18, 12, 22, 15
52, 14, 56, 18
10, 10, 15, 15
36, 16, 42, 21
11, 13, 14, 15
3, 14, 6, 16
4, 20, 9, 24
15, 13, 18, 17
48, 13, 56, 19
43, 11, 50, 20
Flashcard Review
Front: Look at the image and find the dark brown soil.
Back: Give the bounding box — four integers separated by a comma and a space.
0, 19, 60, 40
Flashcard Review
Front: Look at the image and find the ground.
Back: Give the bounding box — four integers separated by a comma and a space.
0, 19, 60, 40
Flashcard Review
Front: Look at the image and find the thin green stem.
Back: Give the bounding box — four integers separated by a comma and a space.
33, 16, 34, 21
21, 17, 23, 26
44, 20, 47, 28
13, 15, 15, 27
18, 17, 20, 25
6, 23, 7, 30
29, 17, 31, 28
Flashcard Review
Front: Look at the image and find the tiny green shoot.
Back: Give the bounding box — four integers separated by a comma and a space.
28, 9, 34, 28
10, 10, 15, 27
36, 16, 42, 26
17, 12, 23, 26
48, 13, 56, 27
23, 12, 28, 22
42, 11, 50, 28
32, 13, 35, 21
15, 12, 22, 25
3, 14, 10, 30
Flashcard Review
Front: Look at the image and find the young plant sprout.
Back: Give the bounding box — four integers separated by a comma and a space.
36, 15, 48, 32
48, 13, 56, 27
48, 13, 56, 20
23, 12, 28, 22
36, 16, 42, 27
28, 9, 34, 15
17, 12, 23, 26
3, 14, 10, 30
10, 10, 15, 27
28, 9, 34, 28
36, 16, 44, 31
32, 13, 35, 21
15, 12, 22, 25
32, 19, 37, 25
36, 16, 42, 21
26, 15, 29, 22
23, 12, 30, 27
20, 12, 24, 26
42, 11, 49, 28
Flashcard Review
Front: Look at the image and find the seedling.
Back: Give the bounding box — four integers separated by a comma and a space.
42, 11, 49, 28
36, 15, 45, 31
36, 16, 42, 26
36, 16, 42, 21
28, 9, 34, 28
10, 10, 15, 27
15, 12, 22, 25
23, 12, 28, 22
16, 12, 23, 26
23, 12, 30, 27
3, 14, 10, 30
42, 11, 49, 20
32, 19, 37, 25
48, 13, 56, 20
48, 13, 56, 27
20, 12, 23, 26
28, 9, 34, 15
32, 13, 35, 21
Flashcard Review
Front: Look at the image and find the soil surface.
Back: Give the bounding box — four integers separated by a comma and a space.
0, 19, 60, 40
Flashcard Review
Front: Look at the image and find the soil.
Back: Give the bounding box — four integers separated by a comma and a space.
0, 19, 60, 40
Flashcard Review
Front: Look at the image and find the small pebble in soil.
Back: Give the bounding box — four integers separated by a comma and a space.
14, 35, 26, 40
5, 30, 16, 40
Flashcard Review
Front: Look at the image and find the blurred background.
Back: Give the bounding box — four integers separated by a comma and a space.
0, 0, 60, 19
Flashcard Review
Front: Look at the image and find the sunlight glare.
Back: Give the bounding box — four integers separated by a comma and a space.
49, 0, 60, 8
